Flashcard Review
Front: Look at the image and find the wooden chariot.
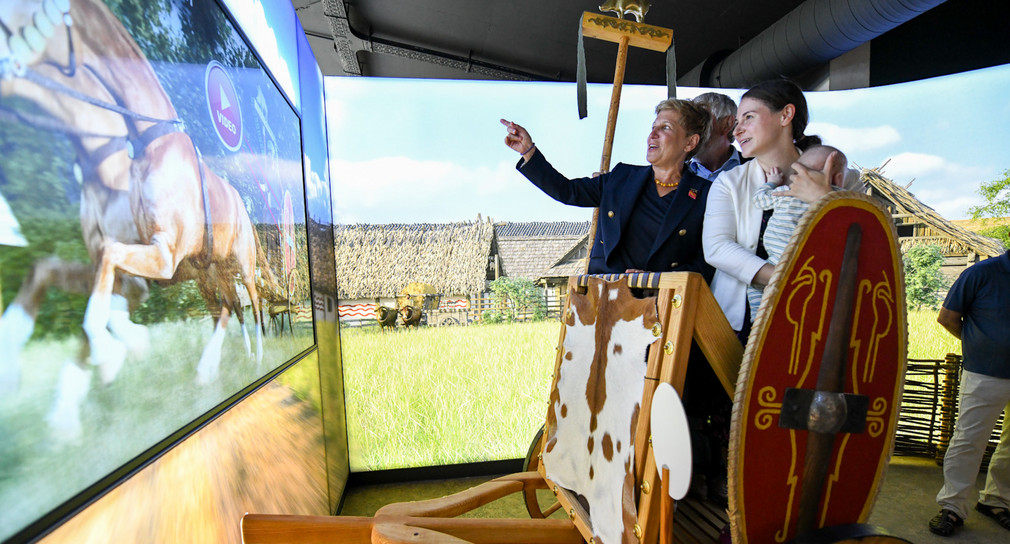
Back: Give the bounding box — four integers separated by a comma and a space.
241, 196, 912, 543
242, 271, 740, 544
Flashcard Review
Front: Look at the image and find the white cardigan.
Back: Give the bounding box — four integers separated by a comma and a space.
703, 160, 865, 330
703, 161, 768, 331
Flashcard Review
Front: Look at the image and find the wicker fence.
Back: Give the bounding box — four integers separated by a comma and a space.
468, 291, 567, 322
895, 354, 1005, 470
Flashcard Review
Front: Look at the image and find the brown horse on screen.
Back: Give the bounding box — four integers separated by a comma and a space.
0, 0, 273, 438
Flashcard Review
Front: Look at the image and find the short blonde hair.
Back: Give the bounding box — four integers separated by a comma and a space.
654, 98, 711, 159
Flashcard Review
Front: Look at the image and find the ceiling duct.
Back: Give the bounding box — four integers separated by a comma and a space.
682, 0, 947, 88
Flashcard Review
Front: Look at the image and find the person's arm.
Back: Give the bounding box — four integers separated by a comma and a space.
703, 176, 768, 285
751, 262, 775, 288
752, 182, 780, 211
517, 148, 604, 207
502, 119, 603, 207
937, 307, 964, 340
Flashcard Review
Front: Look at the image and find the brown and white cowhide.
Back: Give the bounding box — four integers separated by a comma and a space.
543, 277, 658, 544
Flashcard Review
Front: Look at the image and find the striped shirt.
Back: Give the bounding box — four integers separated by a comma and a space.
746, 183, 841, 318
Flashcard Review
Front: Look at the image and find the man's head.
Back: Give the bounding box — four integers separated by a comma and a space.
796, 145, 847, 186
692, 92, 738, 144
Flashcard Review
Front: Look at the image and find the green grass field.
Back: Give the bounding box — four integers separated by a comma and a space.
341, 309, 964, 472
341, 321, 559, 471
906, 308, 960, 359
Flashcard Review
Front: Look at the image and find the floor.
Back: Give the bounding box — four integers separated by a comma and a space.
339, 455, 1008, 542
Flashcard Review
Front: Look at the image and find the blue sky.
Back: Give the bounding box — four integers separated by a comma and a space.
324, 63, 1010, 225
223, 0, 299, 110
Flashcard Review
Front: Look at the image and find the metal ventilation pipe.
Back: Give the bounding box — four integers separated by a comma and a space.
682, 0, 947, 88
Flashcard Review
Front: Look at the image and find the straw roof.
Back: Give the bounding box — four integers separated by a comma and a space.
863, 168, 1006, 257
333, 220, 497, 299
495, 221, 590, 281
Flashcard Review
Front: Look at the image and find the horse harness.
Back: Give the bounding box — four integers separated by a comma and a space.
1, 0, 216, 258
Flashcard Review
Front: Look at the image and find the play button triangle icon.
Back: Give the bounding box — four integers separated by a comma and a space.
219, 84, 231, 110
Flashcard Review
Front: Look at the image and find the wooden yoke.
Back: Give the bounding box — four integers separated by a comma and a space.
242, 272, 741, 544
577, 12, 674, 273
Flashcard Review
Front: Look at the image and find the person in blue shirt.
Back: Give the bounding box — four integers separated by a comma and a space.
930, 250, 1010, 536
688, 92, 741, 182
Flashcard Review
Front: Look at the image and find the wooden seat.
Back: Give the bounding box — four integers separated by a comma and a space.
242, 272, 742, 544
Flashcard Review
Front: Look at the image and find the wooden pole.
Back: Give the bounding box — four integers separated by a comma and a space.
660, 467, 673, 544
795, 224, 862, 536
599, 35, 630, 173
585, 35, 629, 273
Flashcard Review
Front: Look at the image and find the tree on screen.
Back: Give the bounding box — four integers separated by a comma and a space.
903, 244, 945, 311
968, 168, 1010, 249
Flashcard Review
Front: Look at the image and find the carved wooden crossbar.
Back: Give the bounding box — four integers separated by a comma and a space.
242, 272, 742, 544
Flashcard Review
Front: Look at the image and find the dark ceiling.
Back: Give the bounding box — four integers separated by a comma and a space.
291, 0, 1010, 90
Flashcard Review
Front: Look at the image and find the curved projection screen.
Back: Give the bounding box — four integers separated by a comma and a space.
325, 63, 1010, 471
0, 0, 314, 540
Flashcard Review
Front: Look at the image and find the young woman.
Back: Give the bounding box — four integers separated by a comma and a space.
702, 79, 859, 338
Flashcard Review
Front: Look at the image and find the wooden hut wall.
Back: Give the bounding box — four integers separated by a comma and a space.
333, 221, 496, 326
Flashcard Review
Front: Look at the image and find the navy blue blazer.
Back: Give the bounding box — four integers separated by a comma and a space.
517, 149, 713, 281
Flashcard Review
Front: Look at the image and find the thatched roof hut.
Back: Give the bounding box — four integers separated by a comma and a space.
495, 221, 590, 283
333, 220, 498, 299
863, 168, 1005, 260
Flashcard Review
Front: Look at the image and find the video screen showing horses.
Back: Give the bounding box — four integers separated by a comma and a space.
0, 0, 312, 538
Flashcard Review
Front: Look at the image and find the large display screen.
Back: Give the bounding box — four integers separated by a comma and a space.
0, 0, 313, 539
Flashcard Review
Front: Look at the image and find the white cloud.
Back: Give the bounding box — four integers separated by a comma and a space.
877, 152, 993, 219
227, 0, 297, 106
303, 154, 327, 203
806, 122, 900, 153
881, 152, 946, 180
330, 157, 579, 224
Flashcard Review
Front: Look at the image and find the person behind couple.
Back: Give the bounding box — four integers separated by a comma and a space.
746, 145, 849, 319
702, 79, 863, 339
501, 99, 714, 279
689, 92, 742, 182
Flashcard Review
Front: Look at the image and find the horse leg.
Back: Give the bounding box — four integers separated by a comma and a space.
0, 257, 94, 394
81, 181, 150, 362
234, 226, 263, 365
226, 284, 252, 357
83, 233, 178, 376
242, 276, 263, 366
220, 278, 251, 358
106, 275, 150, 366
46, 357, 92, 443
196, 303, 230, 386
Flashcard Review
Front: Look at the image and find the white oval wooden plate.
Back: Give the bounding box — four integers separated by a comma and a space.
650, 382, 692, 500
